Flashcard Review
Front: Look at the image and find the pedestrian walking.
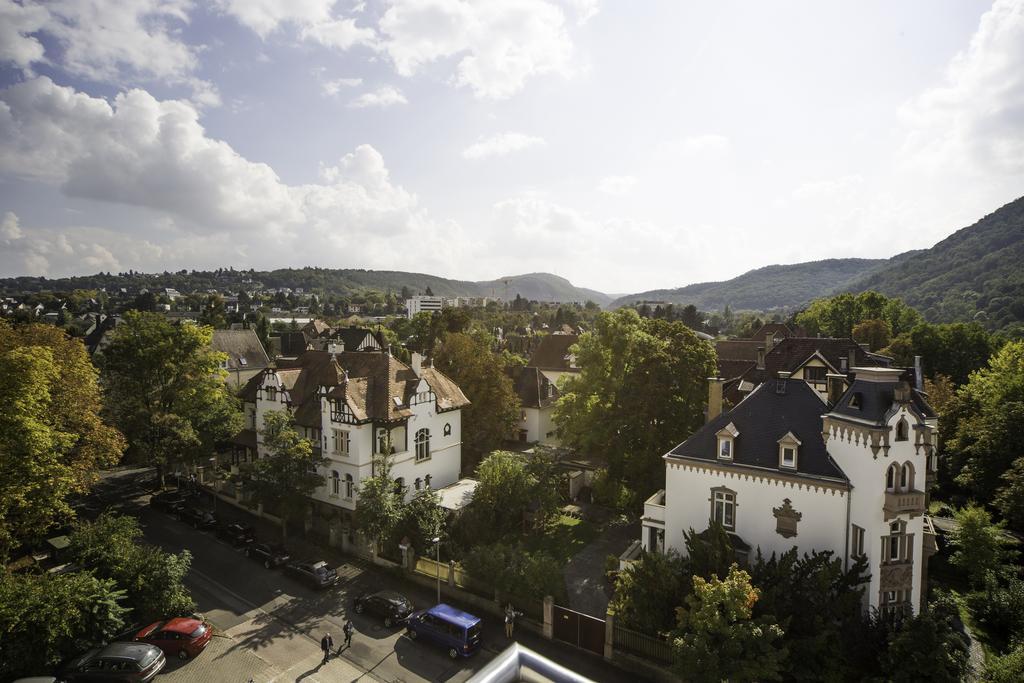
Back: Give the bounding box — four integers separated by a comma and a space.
343, 619, 354, 649
504, 603, 521, 638
320, 632, 333, 663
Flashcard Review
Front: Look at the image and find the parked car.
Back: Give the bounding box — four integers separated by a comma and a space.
60, 642, 166, 682
406, 604, 482, 659
284, 559, 339, 589
215, 522, 256, 546
134, 617, 212, 660
353, 590, 414, 627
149, 490, 189, 513
245, 542, 290, 569
176, 504, 217, 530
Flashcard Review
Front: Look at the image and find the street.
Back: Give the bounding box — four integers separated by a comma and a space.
97, 476, 641, 683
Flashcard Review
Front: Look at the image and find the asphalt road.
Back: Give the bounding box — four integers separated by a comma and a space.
110, 483, 641, 683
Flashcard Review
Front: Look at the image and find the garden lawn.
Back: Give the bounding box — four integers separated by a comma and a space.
524, 515, 600, 566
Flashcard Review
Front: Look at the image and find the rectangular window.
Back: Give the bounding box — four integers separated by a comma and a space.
804, 366, 827, 383
266, 387, 277, 402
332, 429, 350, 455
712, 490, 736, 530
889, 535, 900, 561
782, 447, 795, 468
719, 439, 732, 460
851, 525, 865, 558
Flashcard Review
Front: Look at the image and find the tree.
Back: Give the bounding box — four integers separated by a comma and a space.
68, 512, 195, 620
0, 321, 125, 558
852, 318, 892, 351
353, 454, 403, 554
198, 294, 227, 329
995, 458, 1024, 532
986, 642, 1024, 683
750, 549, 870, 681
461, 542, 564, 601
796, 292, 921, 339
99, 311, 242, 486
611, 550, 691, 634
884, 322, 997, 386
0, 571, 129, 680
684, 522, 736, 581
458, 451, 560, 545
884, 592, 970, 683
434, 332, 520, 464
949, 504, 1014, 589
248, 410, 326, 540
254, 313, 271, 355
670, 564, 787, 683
394, 487, 445, 556
945, 341, 1024, 500
554, 309, 717, 496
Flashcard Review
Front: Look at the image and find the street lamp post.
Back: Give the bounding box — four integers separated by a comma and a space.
432, 536, 441, 604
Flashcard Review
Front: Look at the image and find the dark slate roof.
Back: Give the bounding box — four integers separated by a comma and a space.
764, 337, 888, 376
749, 322, 803, 340
717, 359, 756, 382
831, 371, 937, 426
668, 378, 847, 482
279, 331, 310, 356
508, 366, 559, 409
528, 334, 579, 370
211, 329, 270, 372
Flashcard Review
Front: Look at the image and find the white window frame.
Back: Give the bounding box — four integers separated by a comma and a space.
330, 470, 340, 498
711, 488, 736, 531
777, 431, 801, 470
332, 429, 350, 456
716, 423, 739, 462
415, 428, 431, 463
344, 474, 354, 500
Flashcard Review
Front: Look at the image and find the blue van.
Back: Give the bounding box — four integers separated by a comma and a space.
405, 603, 482, 658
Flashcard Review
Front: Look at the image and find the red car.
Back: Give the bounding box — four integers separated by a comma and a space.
134, 617, 212, 660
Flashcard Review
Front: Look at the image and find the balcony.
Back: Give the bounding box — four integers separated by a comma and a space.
883, 490, 926, 521
643, 489, 666, 525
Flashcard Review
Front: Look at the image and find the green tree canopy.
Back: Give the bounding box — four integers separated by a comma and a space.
0, 321, 125, 558
670, 564, 787, 683
611, 549, 691, 634
248, 410, 326, 539
353, 454, 403, 553
883, 592, 971, 683
948, 504, 1015, 589
883, 322, 999, 386
99, 311, 242, 485
795, 291, 921, 339
554, 309, 717, 496
434, 331, 520, 465
944, 341, 1024, 501
69, 512, 195, 621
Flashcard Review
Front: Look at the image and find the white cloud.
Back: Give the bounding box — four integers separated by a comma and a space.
597, 175, 637, 196
321, 77, 364, 97
378, 0, 575, 99
900, 0, 1024, 175
347, 85, 408, 108
300, 16, 378, 50
0, 0, 217, 106
0, 0, 48, 69
1, 211, 23, 239
212, 0, 336, 38
563, 0, 599, 24
679, 134, 731, 155
0, 77, 461, 277
462, 132, 545, 160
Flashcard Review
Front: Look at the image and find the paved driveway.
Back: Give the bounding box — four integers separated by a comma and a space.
563, 517, 639, 617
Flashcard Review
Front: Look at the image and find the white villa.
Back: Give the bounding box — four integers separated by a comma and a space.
642, 366, 939, 615
230, 344, 469, 540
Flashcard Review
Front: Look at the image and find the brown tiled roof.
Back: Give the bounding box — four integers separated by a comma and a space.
528, 334, 579, 370
749, 322, 804, 340
302, 319, 332, 338
239, 371, 266, 402
508, 366, 558, 409
417, 366, 470, 412
715, 340, 762, 362
717, 359, 756, 382
331, 327, 383, 351
211, 329, 270, 372
764, 337, 887, 377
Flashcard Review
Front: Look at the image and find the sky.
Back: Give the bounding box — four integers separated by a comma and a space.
1, 0, 1022, 295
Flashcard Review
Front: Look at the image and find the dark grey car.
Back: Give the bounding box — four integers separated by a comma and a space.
285, 559, 339, 589
60, 642, 166, 682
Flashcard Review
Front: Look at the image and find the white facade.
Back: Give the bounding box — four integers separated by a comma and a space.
518, 405, 559, 445
649, 368, 937, 614
406, 296, 444, 319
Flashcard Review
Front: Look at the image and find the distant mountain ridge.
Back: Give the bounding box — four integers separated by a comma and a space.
0, 268, 613, 306
610, 258, 894, 311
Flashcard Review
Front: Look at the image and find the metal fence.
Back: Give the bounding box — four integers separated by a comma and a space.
612, 625, 674, 664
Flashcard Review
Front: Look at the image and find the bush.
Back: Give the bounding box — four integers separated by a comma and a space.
986, 643, 1024, 683
611, 550, 691, 634
462, 542, 564, 602
591, 468, 635, 511
965, 570, 1024, 648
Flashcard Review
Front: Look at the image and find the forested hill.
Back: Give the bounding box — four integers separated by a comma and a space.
0, 268, 612, 306
845, 195, 1024, 332
610, 258, 893, 312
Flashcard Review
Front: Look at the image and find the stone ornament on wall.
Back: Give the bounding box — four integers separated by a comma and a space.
773, 498, 802, 538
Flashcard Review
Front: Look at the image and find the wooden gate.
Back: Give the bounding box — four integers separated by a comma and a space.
553, 605, 605, 656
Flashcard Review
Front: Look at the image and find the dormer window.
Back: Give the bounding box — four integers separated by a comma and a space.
848, 392, 861, 410
895, 417, 909, 442
777, 431, 801, 470
716, 422, 739, 461
266, 386, 277, 402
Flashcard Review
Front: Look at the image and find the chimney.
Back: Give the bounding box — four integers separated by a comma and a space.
914, 355, 924, 391
765, 332, 775, 354
327, 341, 344, 355
858, 343, 870, 352
776, 371, 790, 394
411, 351, 423, 377
756, 346, 765, 370
707, 377, 724, 423
847, 349, 857, 372
826, 373, 846, 406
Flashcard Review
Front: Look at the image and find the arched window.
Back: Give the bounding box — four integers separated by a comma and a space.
415, 428, 431, 462
331, 470, 340, 497
886, 463, 898, 492
344, 473, 354, 500
901, 462, 914, 491
895, 418, 909, 442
